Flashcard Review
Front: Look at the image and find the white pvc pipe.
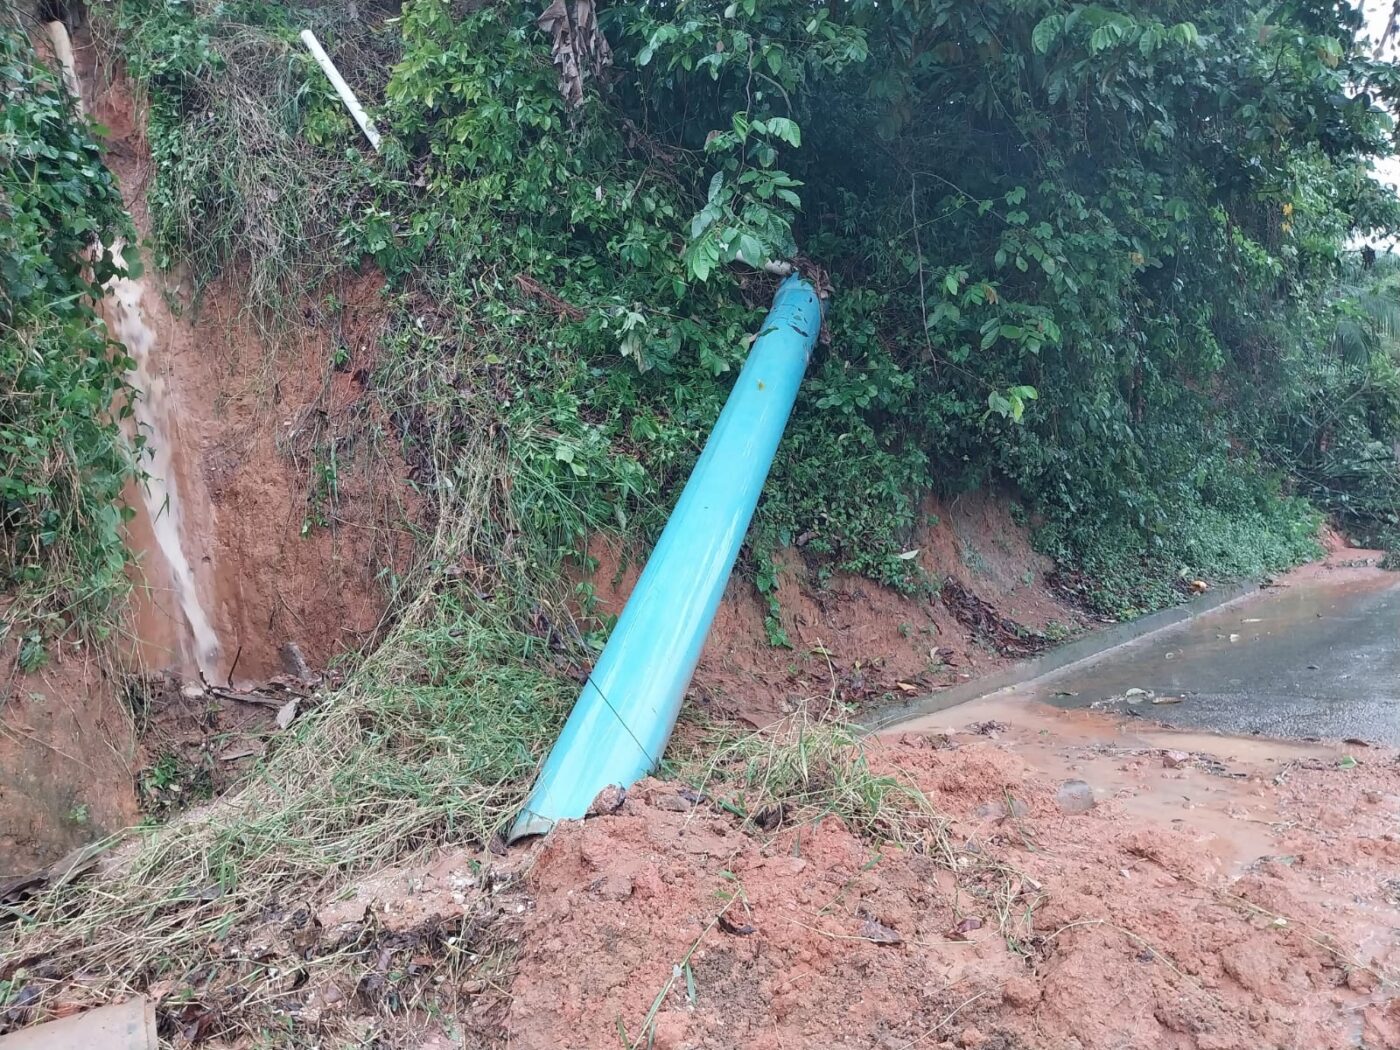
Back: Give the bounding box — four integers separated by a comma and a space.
45, 21, 84, 114
299, 29, 381, 151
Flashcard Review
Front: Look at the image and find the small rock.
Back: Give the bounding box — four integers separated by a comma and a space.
1365, 790, 1384, 805
586, 785, 627, 816
650, 792, 693, 813
958, 1025, 988, 1049
859, 917, 903, 945
1002, 976, 1040, 1009
1055, 779, 1096, 814
592, 874, 633, 901
975, 798, 1029, 821
1162, 750, 1191, 769
1347, 966, 1380, 993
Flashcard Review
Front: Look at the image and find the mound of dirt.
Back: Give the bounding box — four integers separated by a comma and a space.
506, 713, 1400, 1050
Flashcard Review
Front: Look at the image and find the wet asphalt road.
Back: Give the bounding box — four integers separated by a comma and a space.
1033, 570, 1400, 745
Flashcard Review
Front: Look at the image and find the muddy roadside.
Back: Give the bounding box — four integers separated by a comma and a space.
6, 555, 1400, 1048
27, 698, 1388, 1050
493, 700, 1400, 1050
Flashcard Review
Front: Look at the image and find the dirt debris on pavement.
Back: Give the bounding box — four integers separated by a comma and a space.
503, 714, 1400, 1050
9, 701, 1400, 1048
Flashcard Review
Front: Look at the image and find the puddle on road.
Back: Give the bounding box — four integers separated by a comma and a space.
956, 561, 1400, 745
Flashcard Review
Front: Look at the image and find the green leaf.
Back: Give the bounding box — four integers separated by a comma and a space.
120, 241, 144, 278
765, 117, 801, 147
1031, 15, 1062, 54
736, 233, 767, 266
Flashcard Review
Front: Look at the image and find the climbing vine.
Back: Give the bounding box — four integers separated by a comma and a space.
0, 19, 139, 652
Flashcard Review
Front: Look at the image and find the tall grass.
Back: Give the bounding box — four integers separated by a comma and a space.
6, 437, 582, 1016
88, 0, 395, 329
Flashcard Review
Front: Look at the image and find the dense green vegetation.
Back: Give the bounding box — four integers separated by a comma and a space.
81, 0, 1400, 623
0, 19, 138, 654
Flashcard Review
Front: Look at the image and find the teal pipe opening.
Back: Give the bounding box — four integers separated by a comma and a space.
510, 274, 823, 839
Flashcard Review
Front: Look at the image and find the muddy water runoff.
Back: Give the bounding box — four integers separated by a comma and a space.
106, 259, 222, 679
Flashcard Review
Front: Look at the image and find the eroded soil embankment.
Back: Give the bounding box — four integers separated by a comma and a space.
7, 41, 1093, 878
0, 37, 417, 878
87, 55, 416, 682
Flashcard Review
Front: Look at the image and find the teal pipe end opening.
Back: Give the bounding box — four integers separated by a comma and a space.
509, 275, 823, 840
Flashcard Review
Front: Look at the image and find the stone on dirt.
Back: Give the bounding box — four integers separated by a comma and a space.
1055, 779, 1096, 814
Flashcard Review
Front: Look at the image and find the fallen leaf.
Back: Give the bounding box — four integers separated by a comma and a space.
859, 918, 903, 944
275, 699, 298, 729
145, 978, 182, 1002
718, 914, 756, 936
945, 916, 984, 941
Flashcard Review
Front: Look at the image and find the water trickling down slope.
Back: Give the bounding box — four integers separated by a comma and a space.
105, 259, 222, 678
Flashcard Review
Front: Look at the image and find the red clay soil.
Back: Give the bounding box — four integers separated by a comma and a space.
80, 51, 416, 683
0, 647, 139, 875
506, 709, 1400, 1050
2, 44, 416, 878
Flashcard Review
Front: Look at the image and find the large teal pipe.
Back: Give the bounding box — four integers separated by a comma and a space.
510, 274, 823, 839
